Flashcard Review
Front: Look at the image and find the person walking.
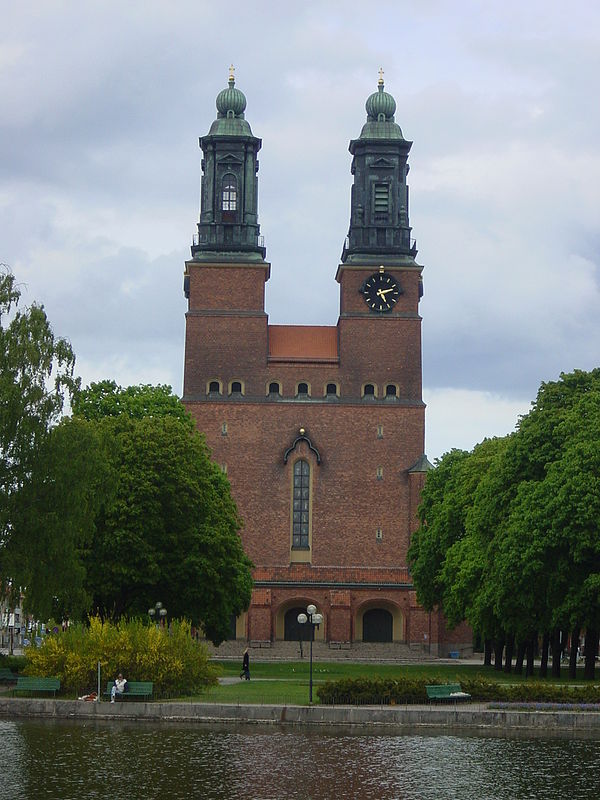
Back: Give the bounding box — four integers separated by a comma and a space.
240, 648, 250, 680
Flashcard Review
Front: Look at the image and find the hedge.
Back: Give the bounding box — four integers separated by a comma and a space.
316, 676, 600, 705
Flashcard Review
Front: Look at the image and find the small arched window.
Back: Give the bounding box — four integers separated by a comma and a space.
230, 381, 243, 395
326, 383, 338, 397
268, 381, 281, 396
208, 380, 221, 395
385, 384, 397, 397
222, 175, 237, 211
363, 383, 376, 397
297, 382, 309, 397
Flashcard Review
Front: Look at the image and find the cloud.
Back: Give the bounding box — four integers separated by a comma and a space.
1, 1, 599, 456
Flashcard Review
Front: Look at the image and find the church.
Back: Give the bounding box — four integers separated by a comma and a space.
182, 69, 471, 656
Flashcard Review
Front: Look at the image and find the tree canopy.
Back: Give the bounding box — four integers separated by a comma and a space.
74, 382, 253, 645
0, 267, 100, 618
409, 369, 600, 678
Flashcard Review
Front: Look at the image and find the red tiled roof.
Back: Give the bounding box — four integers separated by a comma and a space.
268, 325, 339, 361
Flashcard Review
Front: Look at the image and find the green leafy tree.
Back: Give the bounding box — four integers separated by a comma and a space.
0, 267, 98, 617
75, 383, 253, 645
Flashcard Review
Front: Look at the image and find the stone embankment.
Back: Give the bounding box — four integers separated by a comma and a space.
1, 697, 599, 735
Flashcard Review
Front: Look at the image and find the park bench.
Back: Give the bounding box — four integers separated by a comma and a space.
13, 676, 60, 697
0, 668, 18, 683
426, 683, 471, 703
104, 681, 154, 701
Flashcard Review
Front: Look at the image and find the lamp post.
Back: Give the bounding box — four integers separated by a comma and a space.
148, 601, 167, 629
297, 604, 323, 703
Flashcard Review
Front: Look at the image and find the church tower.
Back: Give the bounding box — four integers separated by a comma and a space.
183, 68, 270, 402
182, 71, 471, 656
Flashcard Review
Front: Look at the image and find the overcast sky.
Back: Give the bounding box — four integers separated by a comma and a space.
2, 1, 599, 461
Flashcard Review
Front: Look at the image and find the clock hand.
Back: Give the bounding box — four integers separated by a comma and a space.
377, 288, 395, 297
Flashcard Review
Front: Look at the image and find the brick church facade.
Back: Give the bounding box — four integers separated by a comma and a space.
182, 71, 471, 656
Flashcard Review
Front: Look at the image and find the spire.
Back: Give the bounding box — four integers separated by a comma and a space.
341, 74, 417, 264
192, 70, 266, 261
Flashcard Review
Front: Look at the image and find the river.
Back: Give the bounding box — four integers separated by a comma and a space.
1, 719, 599, 799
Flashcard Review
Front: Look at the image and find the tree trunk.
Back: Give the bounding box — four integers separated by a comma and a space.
514, 640, 526, 675
525, 634, 535, 677
493, 636, 505, 671
504, 633, 514, 674
551, 627, 561, 678
569, 625, 580, 680
539, 631, 549, 678
484, 639, 493, 667
584, 628, 599, 681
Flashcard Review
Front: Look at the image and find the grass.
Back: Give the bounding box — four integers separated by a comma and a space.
197, 660, 596, 706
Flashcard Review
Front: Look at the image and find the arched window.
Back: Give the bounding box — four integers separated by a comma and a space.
230, 381, 243, 395
208, 380, 221, 395
268, 381, 281, 396
385, 384, 397, 397
363, 383, 376, 397
296, 382, 309, 397
326, 382, 338, 397
222, 175, 237, 211
292, 460, 310, 549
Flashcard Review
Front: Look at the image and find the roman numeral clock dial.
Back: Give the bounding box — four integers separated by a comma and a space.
360, 270, 402, 312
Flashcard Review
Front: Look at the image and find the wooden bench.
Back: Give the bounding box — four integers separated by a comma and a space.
104, 681, 154, 701
0, 668, 18, 683
426, 683, 471, 703
13, 676, 60, 697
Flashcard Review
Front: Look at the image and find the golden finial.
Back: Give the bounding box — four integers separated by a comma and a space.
228, 64, 235, 83
378, 67, 384, 86
299, 427, 305, 436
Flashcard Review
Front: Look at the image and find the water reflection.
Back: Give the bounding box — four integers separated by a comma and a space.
1, 719, 599, 800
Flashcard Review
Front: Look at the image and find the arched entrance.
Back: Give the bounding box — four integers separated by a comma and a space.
284, 607, 307, 641
362, 608, 393, 642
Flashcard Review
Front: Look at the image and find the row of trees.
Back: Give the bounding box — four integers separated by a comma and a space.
409, 369, 600, 679
0, 268, 252, 644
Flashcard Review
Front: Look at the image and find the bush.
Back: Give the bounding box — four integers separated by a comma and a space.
316, 676, 600, 705
0, 654, 26, 673
24, 616, 219, 697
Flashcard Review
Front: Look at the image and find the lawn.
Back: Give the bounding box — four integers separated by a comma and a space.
198, 660, 592, 706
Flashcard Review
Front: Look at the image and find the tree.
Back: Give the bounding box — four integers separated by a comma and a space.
75, 383, 253, 645
0, 267, 93, 617
410, 369, 600, 680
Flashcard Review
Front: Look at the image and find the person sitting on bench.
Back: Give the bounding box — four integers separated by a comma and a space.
110, 673, 128, 702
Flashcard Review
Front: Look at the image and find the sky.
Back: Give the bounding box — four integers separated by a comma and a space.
2, 0, 599, 461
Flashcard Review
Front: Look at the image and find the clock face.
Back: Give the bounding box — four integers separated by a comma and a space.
360, 271, 402, 312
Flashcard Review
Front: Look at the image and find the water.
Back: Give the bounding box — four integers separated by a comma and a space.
1, 719, 599, 800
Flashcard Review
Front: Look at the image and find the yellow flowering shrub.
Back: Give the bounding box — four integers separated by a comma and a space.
25, 617, 218, 697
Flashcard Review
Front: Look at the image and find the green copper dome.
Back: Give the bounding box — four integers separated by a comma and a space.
207, 68, 253, 137
365, 82, 396, 121
216, 74, 247, 118
359, 74, 404, 140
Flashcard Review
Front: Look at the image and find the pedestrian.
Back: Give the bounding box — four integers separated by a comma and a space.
240, 648, 250, 680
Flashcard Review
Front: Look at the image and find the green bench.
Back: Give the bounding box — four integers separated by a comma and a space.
0, 668, 18, 683
426, 683, 471, 703
13, 676, 60, 697
104, 681, 153, 701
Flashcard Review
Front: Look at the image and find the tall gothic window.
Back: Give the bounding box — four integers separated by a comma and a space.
222, 176, 237, 211
292, 460, 310, 549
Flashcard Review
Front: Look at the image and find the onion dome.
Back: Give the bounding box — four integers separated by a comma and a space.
359, 70, 404, 140
208, 66, 253, 137
216, 66, 246, 118
365, 76, 396, 121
